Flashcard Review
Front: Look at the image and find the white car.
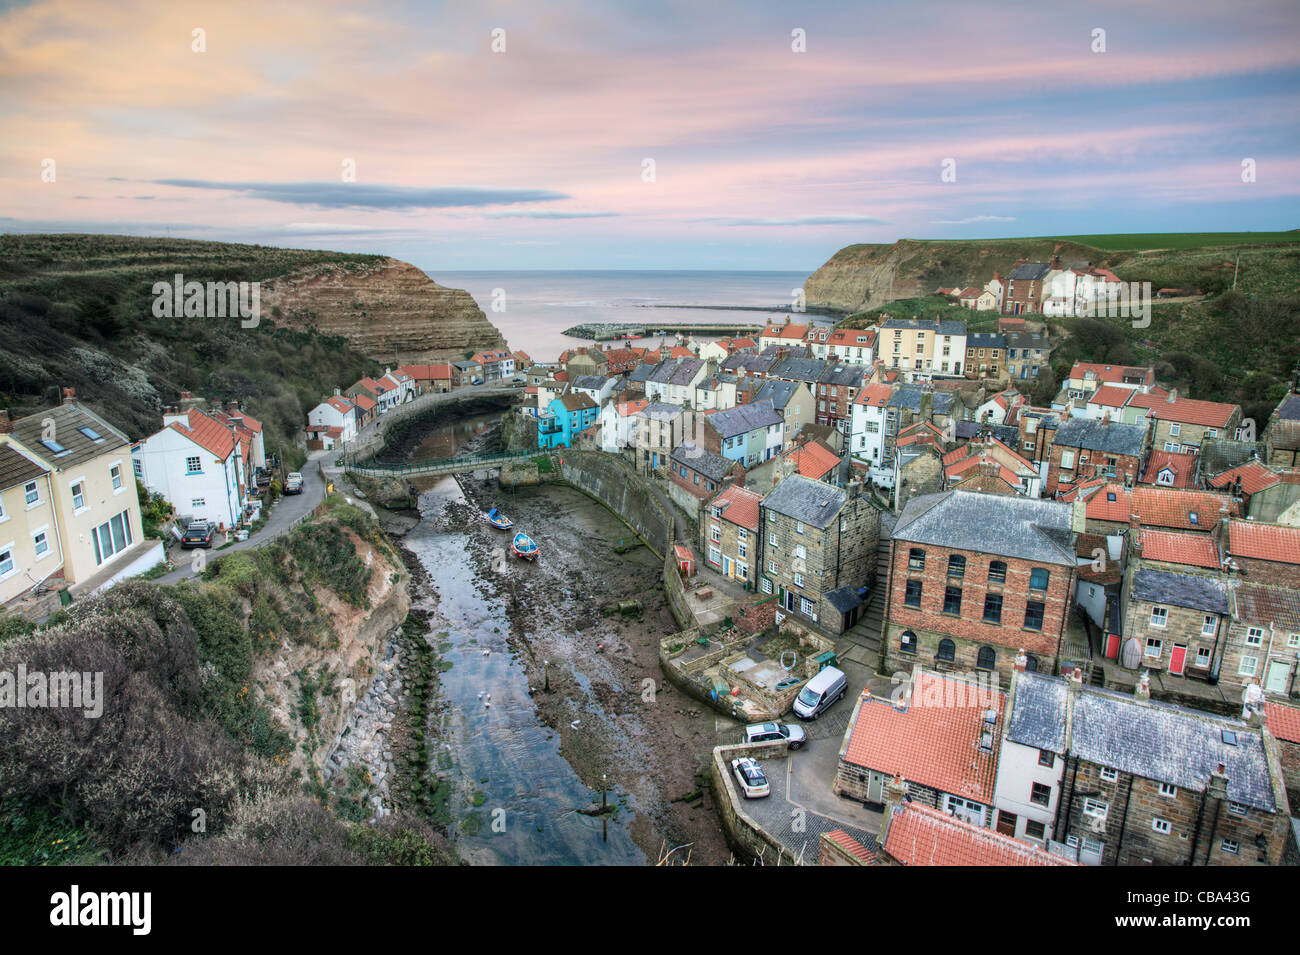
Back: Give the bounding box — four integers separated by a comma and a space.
730, 757, 770, 799
744, 721, 807, 750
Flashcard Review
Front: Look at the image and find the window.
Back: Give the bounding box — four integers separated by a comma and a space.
1030, 783, 1051, 807
737, 563, 748, 581
737, 527, 747, 540
977, 646, 996, 670
767, 559, 777, 574
943, 586, 962, 615
1038, 750, 1054, 768
1145, 637, 1163, 658
710, 524, 721, 543
900, 631, 918, 654
33, 530, 48, 557
796, 521, 804, 535
983, 593, 1003, 624
1025, 820, 1046, 840
24, 481, 39, 506
1221, 839, 1239, 855
1159, 783, 1177, 798
0, 548, 11, 577
91, 509, 133, 566
799, 597, 816, 617
1149, 607, 1168, 628
708, 546, 721, 566
768, 532, 777, 546
936, 638, 956, 662
1169, 422, 1181, 437
71, 482, 86, 511
78, 425, 104, 442
794, 544, 806, 561
737, 541, 748, 559
1238, 655, 1258, 676
1198, 615, 1215, 636
1246, 627, 1263, 646
793, 572, 805, 588
1228, 801, 1248, 816
904, 579, 922, 608
186, 456, 202, 474
1152, 818, 1171, 835
1024, 601, 1045, 631
190, 498, 206, 508
110, 464, 123, 490
1029, 568, 1049, 591
1100, 767, 1118, 782
947, 555, 965, 578
908, 548, 925, 572
1060, 449, 1075, 470
1083, 798, 1109, 822
760, 578, 773, 594
988, 561, 1006, 584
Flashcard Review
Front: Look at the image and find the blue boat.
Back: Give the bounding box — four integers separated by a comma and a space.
511, 532, 539, 560
485, 507, 513, 530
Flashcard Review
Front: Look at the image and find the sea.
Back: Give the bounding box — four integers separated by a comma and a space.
425, 269, 814, 363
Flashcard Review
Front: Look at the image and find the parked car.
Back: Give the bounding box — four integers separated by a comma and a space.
730, 757, 770, 799
472, 378, 484, 386
744, 721, 807, 750
181, 520, 214, 549
792, 666, 848, 720
283, 472, 304, 495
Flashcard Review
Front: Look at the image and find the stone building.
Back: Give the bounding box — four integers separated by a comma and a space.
882, 491, 1077, 681
757, 473, 880, 634
1120, 566, 1229, 680
702, 483, 763, 587
1221, 581, 1300, 697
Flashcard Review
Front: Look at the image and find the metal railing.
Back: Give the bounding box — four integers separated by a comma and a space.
342, 448, 544, 477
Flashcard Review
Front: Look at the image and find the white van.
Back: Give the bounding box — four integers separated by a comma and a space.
792, 666, 847, 721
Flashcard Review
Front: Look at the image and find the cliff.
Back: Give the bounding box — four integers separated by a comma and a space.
261, 257, 506, 362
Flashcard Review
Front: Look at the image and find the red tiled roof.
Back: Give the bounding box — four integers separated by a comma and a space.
1085, 485, 1238, 531
1209, 461, 1281, 496
326, 396, 354, 415
1266, 703, 1300, 745
1069, 362, 1154, 387
841, 672, 1004, 804
1089, 385, 1135, 409
1227, 520, 1300, 565
827, 328, 877, 347
1140, 450, 1198, 489
615, 399, 649, 417
783, 440, 840, 480
1145, 396, 1239, 428
170, 409, 234, 460
855, 382, 892, 407
823, 829, 876, 865
1138, 529, 1220, 569
728, 337, 757, 351
762, 322, 808, 340
352, 394, 377, 411
883, 802, 1075, 867
708, 484, 762, 532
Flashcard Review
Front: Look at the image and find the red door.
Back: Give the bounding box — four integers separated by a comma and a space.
1105, 633, 1120, 660
1170, 644, 1187, 676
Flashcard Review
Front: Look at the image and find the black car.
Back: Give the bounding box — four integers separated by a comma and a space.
181, 521, 214, 549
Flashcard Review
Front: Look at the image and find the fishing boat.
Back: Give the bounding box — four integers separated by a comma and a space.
484, 507, 513, 530
511, 532, 539, 560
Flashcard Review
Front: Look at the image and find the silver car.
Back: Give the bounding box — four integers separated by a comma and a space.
744, 721, 807, 750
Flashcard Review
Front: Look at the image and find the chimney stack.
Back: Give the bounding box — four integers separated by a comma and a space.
61, 386, 76, 404
878, 773, 909, 848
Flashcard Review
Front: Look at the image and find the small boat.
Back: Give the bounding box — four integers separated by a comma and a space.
511, 532, 539, 560
484, 507, 513, 530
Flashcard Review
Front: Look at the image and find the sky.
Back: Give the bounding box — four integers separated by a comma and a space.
1, 0, 1298, 270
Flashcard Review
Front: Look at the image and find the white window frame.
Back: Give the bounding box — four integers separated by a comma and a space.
1151, 818, 1171, 834
1149, 607, 1168, 628
1099, 767, 1118, 782
1159, 783, 1177, 798
1238, 655, 1258, 676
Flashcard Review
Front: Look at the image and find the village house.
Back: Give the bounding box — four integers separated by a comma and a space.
699, 400, 783, 468
133, 406, 247, 530
1001, 262, 1050, 315
757, 473, 880, 633
209, 402, 266, 471
1121, 563, 1229, 679
668, 442, 740, 517
693, 373, 740, 411
720, 351, 778, 380
471, 349, 514, 382
965, 332, 1006, 381
598, 398, 647, 454
396, 362, 454, 394
536, 393, 598, 450
815, 364, 865, 436
1266, 704, 1300, 809
880, 316, 966, 379
307, 394, 358, 449
569, 375, 615, 405
1265, 391, 1300, 469
759, 317, 809, 351
1017, 408, 1060, 467
834, 668, 1005, 827
849, 381, 894, 487
7, 399, 155, 591
1084, 484, 1240, 536
1138, 449, 1199, 489
747, 435, 841, 494
1045, 418, 1147, 496
1221, 519, 1300, 588
1140, 391, 1243, 455
0, 445, 60, 607
702, 482, 762, 586
564, 348, 607, 381
973, 388, 1024, 426
748, 380, 811, 450
645, 357, 708, 407
942, 436, 1042, 498
451, 359, 482, 386
823, 328, 877, 365
892, 421, 950, 506
1064, 362, 1157, 405
882, 491, 1077, 681
1037, 669, 1288, 865
1221, 581, 1300, 698
1003, 329, 1052, 384
634, 402, 691, 474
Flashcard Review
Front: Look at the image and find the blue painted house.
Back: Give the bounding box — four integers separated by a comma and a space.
537, 392, 599, 449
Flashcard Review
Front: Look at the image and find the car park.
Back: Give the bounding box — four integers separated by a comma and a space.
744, 721, 807, 750
730, 757, 771, 798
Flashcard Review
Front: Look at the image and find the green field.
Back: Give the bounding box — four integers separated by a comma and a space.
918, 232, 1300, 252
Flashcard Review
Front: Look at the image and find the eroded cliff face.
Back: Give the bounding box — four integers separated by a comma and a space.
260, 257, 506, 362
803, 238, 1107, 314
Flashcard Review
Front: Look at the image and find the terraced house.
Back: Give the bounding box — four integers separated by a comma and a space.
699, 399, 783, 468
1017, 669, 1289, 865
1139, 391, 1243, 454
1045, 418, 1147, 496
881, 316, 966, 379
1120, 566, 1229, 680
703, 483, 762, 586
758, 474, 880, 633
0, 444, 59, 607
1222, 581, 1300, 698
883, 491, 1077, 680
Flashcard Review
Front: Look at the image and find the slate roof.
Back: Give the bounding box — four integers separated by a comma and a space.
571, 376, 608, 391
670, 443, 733, 482
761, 473, 848, 528
706, 399, 782, 439
825, 585, 865, 613
842, 671, 1005, 804
721, 353, 777, 376
638, 401, 684, 422
752, 379, 799, 410
1277, 394, 1300, 421
1006, 671, 1068, 752
1053, 417, 1146, 457
769, 357, 828, 384
893, 490, 1075, 565
1009, 262, 1050, 280
888, 386, 955, 415
1071, 687, 1276, 811
820, 364, 864, 387
968, 333, 1005, 349
1131, 568, 1228, 614
881, 317, 966, 336
0, 445, 49, 491
11, 403, 130, 470
628, 363, 658, 385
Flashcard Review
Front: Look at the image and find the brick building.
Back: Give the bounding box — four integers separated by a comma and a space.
814, 364, 865, 435
1002, 262, 1050, 315
883, 491, 1077, 681
1045, 417, 1147, 496
757, 474, 880, 633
